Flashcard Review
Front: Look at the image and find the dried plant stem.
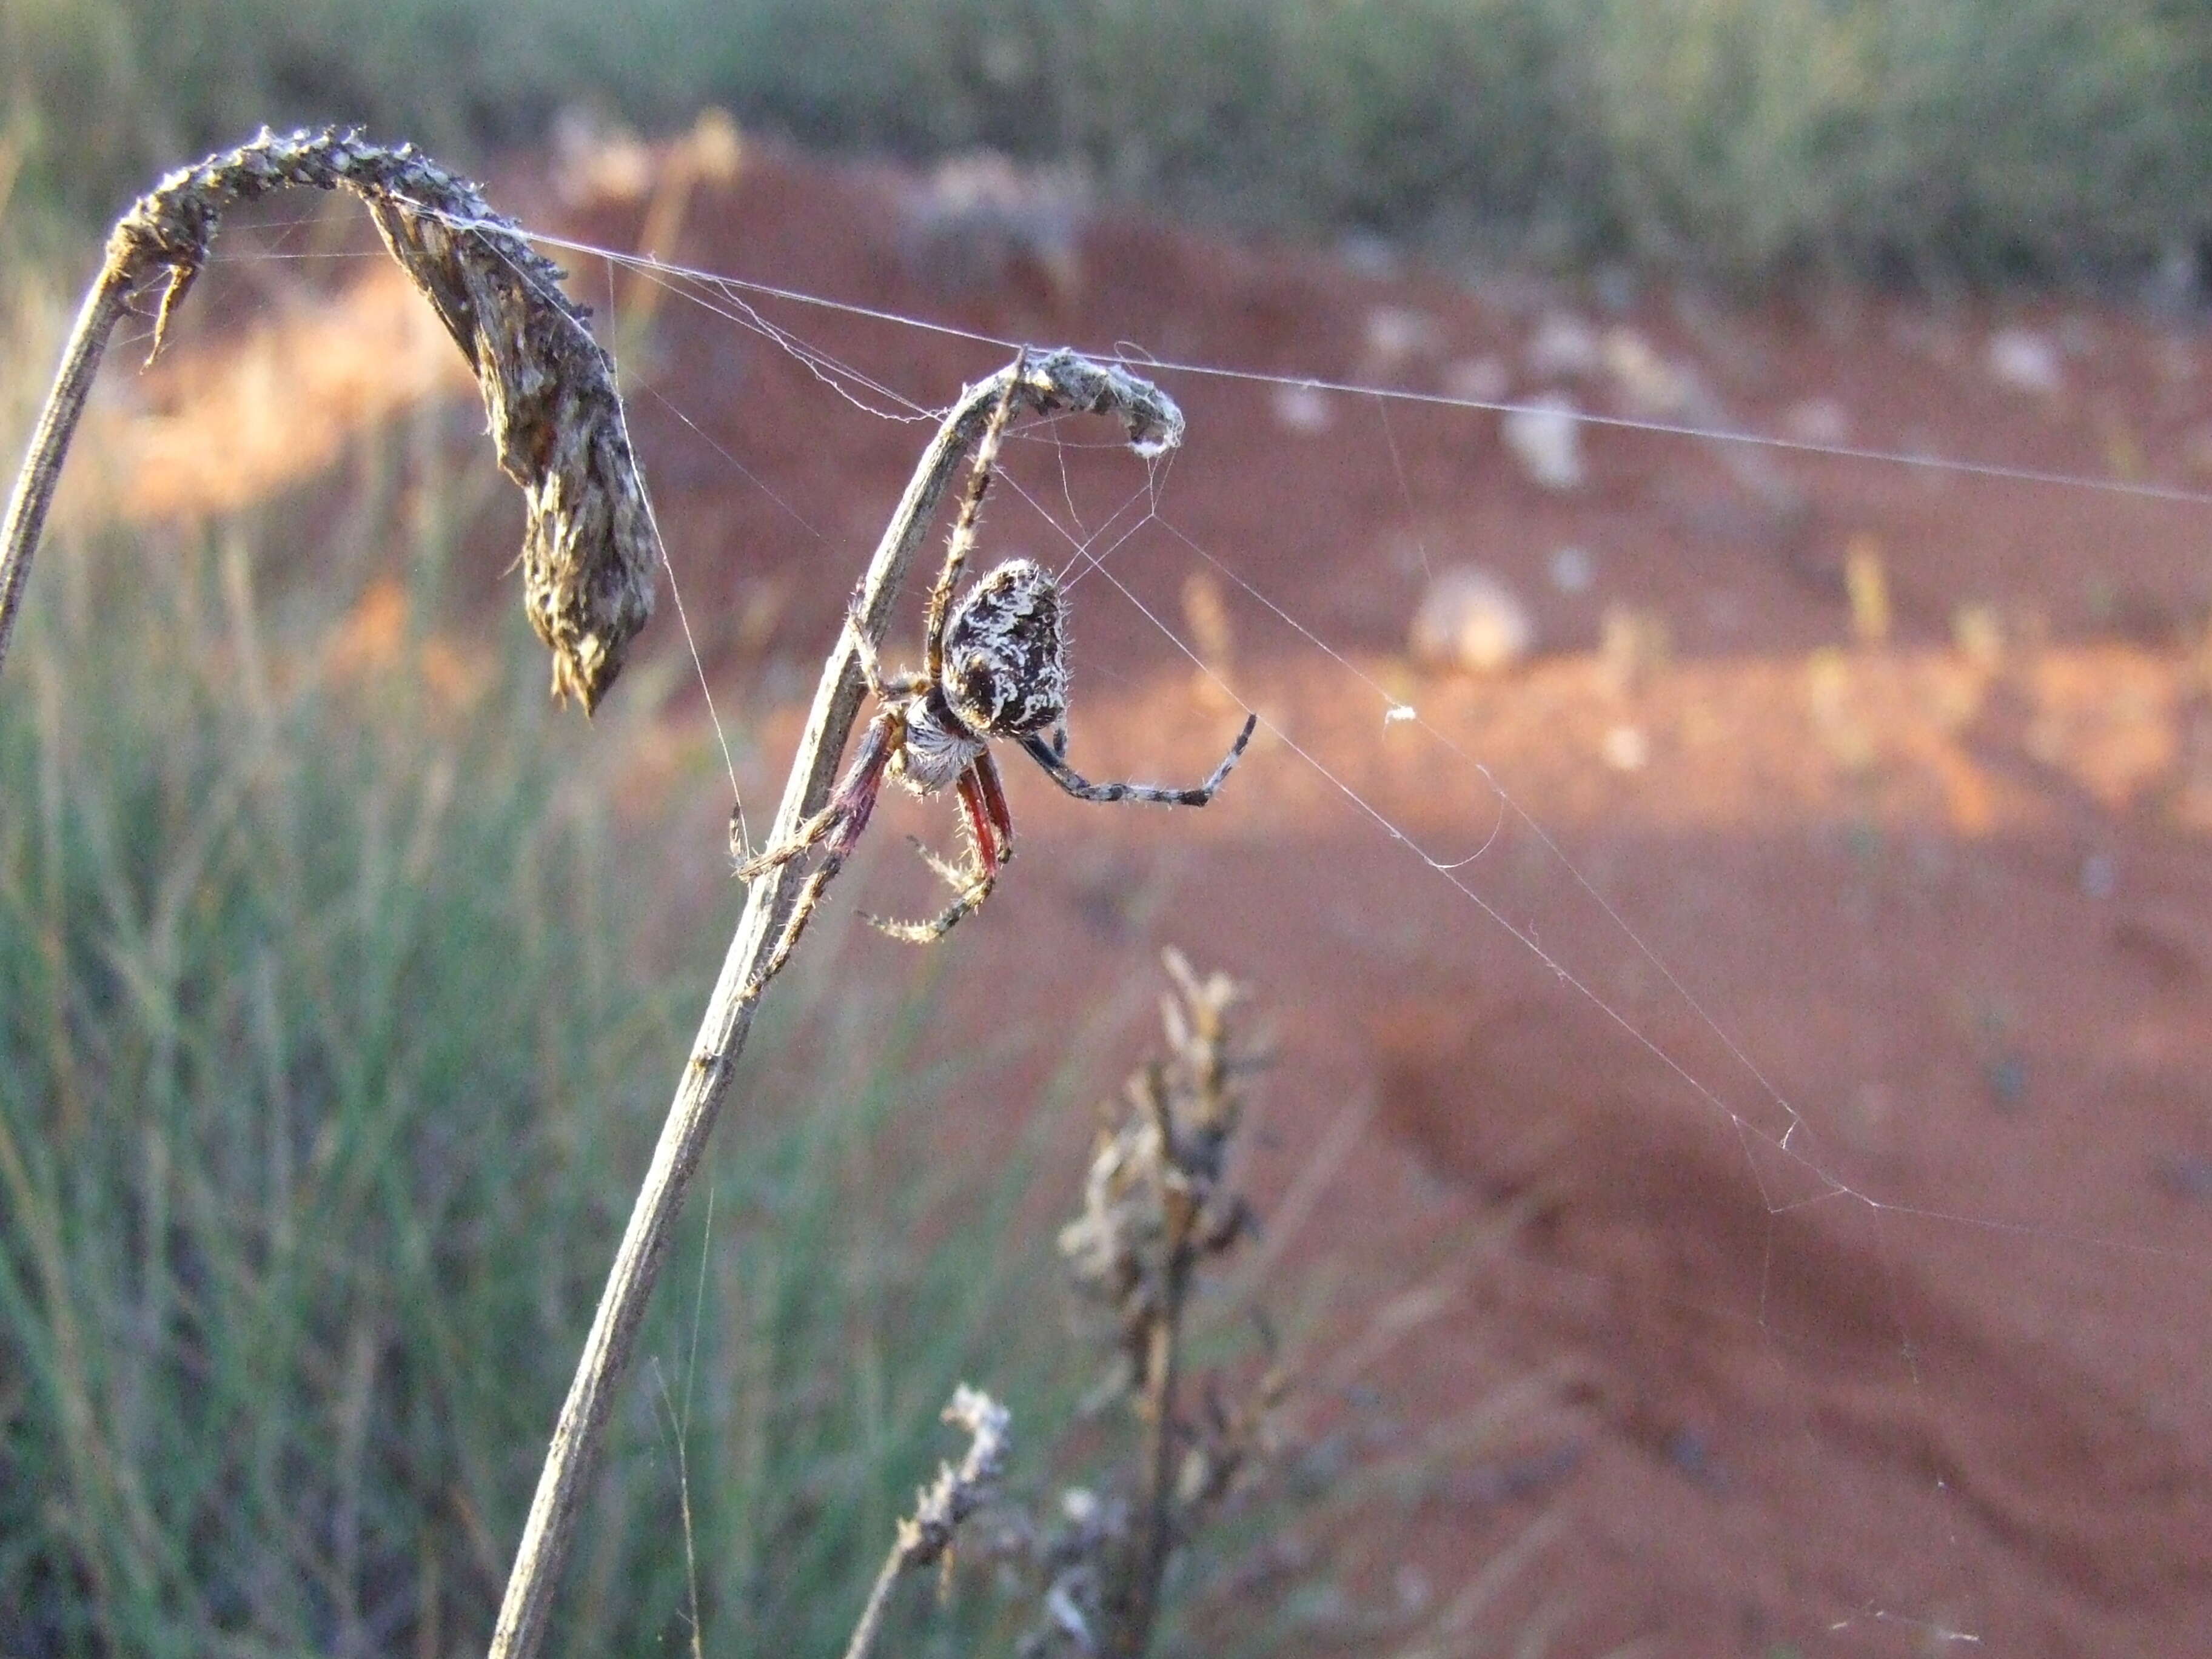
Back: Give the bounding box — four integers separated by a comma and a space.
1124, 1257, 1188, 1657
489, 349, 1183, 1659
840, 1387, 1010, 1659
0, 272, 132, 679
840, 1548, 909, 1659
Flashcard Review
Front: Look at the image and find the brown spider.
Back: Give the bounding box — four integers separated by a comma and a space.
732, 367, 1257, 990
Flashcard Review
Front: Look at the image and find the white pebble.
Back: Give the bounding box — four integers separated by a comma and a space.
1503, 394, 1586, 491
1444, 354, 1510, 405
1987, 328, 2063, 395
1410, 565, 1535, 674
1362, 306, 1441, 370
1602, 724, 1650, 771
1526, 311, 1600, 380
1781, 397, 1851, 446
1549, 545, 1594, 593
1271, 381, 1334, 435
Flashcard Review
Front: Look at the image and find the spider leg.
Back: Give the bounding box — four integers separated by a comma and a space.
736, 709, 903, 999
971, 745, 1015, 858
1016, 712, 1258, 807
863, 754, 1013, 944
736, 707, 903, 878
745, 861, 839, 996
840, 605, 902, 703
902, 834, 976, 894
925, 350, 1026, 686
736, 611, 912, 866
734, 793, 839, 875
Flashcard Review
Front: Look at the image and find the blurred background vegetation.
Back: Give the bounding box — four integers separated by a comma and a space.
4, 0, 2209, 286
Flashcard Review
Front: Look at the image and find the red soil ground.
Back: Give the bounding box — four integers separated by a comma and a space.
74, 135, 2212, 1655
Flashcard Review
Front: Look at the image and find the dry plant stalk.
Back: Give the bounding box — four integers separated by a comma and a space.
0, 125, 654, 709
489, 349, 1186, 1659
841, 1386, 1012, 1659
1022, 948, 1282, 1658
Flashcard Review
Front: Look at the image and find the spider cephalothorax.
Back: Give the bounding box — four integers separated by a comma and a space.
732, 360, 1255, 992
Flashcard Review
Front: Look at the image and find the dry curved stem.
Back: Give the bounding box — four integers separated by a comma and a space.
0, 125, 654, 709
488, 347, 1184, 1659
841, 1386, 1011, 1659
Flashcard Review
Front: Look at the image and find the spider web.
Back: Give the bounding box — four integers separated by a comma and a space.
200, 181, 2212, 1655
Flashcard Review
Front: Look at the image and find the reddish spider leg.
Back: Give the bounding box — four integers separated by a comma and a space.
870, 750, 1016, 943
969, 747, 1014, 861
736, 705, 903, 991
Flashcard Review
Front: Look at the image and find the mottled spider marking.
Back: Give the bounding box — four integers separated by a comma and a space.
942, 558, 1069, 737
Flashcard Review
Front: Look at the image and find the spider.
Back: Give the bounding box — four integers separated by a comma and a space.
732, 365, 1256, 992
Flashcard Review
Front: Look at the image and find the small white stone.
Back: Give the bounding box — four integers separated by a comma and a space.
1781, 397, 1851, 446
1602, 724, 1650, 771
1987, 327, 2063, 395
1362, 305, 1441, 370
1601, 327, 1700, 418
1444, 354, 1510, 405
1502, 394, 1586, 491
1410, 565, 1535, 674
1271, 381, 1334, 436
1549, 545, 1594, 593
1526, 311, 1600, 379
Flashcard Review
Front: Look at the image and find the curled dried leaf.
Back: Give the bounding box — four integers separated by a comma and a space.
108, 126, 654, 711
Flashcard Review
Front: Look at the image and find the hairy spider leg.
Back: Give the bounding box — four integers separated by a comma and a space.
742, 706, 904, 878
842, 604, 931, 708
730, 597, 913, 865
926, 353, 1025, 686
1016, 712, 1258, 806
971, 744, 1014, 857
890, 766, 1000, 894
866, 749, 1016, 944
739, 707, 904, 995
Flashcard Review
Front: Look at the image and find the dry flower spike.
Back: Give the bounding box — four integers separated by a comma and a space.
1023, 949, 1282, 1658
842, 1386, 1012, 1659
1, 125, 655, 710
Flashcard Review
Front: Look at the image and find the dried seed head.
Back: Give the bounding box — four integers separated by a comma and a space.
108, 126, 655, 712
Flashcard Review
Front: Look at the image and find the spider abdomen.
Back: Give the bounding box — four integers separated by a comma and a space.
942, 558, 1068, 737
